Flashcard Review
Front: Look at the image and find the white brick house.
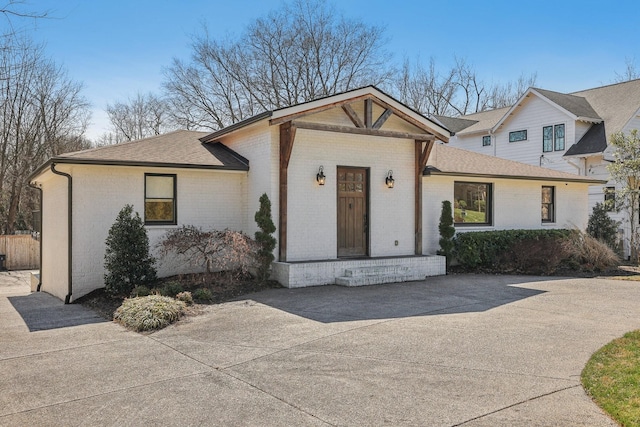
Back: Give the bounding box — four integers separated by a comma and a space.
441, 79, 640, 255
29, 87, 603, 302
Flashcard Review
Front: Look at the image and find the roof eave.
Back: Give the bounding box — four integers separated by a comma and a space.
199, 111, 273, 142
423, 169, 606, 184
29, 157, 249, 183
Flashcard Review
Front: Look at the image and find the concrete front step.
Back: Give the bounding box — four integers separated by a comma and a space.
344, 265, 408, 277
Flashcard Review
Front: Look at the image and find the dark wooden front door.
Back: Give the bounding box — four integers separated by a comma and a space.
337, 167, 368, 257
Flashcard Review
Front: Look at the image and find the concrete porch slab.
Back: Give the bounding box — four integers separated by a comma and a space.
272, 255, 446, 288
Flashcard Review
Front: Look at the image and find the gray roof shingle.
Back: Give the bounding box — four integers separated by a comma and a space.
425, 143, 604, 183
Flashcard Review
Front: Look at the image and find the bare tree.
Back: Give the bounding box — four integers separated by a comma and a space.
393, 56, 536, 117
614, 57, 640, 83
163, 0, 392, 130
105, 92, 170, 143
0, 38, 90, 233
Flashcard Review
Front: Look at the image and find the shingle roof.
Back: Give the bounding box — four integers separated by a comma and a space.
532, 88, 601, 121
450, 107, 510, 135
432, 115, 478, 134
425, 143, 604, 183
29, 130, 249, 181
572, 79, 640, 139
565, 122, 608, 157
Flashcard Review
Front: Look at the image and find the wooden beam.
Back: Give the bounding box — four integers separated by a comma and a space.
415, 139, 435, 255
293, 120, 435, 141
372, 108, 393, 129
279, 121, 296, 262
269, 94, 371, 126
364, 99, 373, 128
341, 104, 364, 128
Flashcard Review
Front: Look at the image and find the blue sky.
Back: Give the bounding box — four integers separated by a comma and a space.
17, 0, 640, 140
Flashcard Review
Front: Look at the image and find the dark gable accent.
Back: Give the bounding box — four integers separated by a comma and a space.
564, 122, 608, 157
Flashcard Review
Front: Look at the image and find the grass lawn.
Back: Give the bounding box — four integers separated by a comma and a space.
582, 330, 640, 426
454, 208, 486, 223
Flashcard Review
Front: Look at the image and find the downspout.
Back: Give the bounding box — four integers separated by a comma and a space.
27, 182, 43, 291
50, 163, 73, 304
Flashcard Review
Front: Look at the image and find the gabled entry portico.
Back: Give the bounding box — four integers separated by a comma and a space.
269, 87, 449, 287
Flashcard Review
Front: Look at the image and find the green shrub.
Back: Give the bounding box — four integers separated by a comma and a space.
452, 229, 572, 270
161, 281, 184, 297
131, 285, 151, 297
193, 288, 213, 302
437, 201, 455, 267
176, 291, 193, 305
104, 205, 157, 296
497, 238, 569, 275
255, 193, 277, 282
113, 295, 186, 332
586, 202, 621, 253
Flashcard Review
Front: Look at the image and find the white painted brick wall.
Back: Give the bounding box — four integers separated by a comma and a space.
285, 128, 416, 261
38, 164, 247, 301
422, 175, 590, 254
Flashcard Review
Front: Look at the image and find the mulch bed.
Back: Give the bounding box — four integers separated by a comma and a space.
75, 271, 281, 321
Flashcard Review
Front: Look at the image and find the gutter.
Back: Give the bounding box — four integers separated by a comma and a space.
50, 163, 73, 304
27, 182, 43, 291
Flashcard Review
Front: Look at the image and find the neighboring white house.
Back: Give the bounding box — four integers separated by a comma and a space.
28, 86, 603, 302
440, 79, 640, 255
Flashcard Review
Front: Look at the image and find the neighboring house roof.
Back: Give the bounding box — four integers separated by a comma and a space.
564, 122, 608, 157
425, 143, 604, 184
29, 130, 249, 181
201, 85, 452, 143
572, 79, 640, 140
531, 88, 601, 121
432, 115, 478, 134
447, 107, 510, 136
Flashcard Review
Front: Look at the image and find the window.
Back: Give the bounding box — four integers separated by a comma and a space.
554, 124, 565, 151
145, 174, 176, 224
543, 126, 553, 152
482, 135, 491, 146
509, 130, 527, 142
604, 187, 616, 212
543, 124, 565, 152
454, 182, 492, 225
542, 186, 555, 223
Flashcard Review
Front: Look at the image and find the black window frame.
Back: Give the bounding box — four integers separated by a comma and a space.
604, 186, 616, 212
542, 126, 553, 152
482, 135, 491, 146
554, 124, 565, 151
453, 181, 493, 226
509, 130, 527, 143
541, 186, 555, 223
144, 173, 177, 225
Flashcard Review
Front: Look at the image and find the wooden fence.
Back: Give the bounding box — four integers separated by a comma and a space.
0, 235, 40, 270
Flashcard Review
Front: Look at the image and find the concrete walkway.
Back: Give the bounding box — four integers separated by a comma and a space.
1, 272, 637, 426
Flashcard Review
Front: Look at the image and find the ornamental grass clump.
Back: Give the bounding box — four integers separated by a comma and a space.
114, 295, 186, 332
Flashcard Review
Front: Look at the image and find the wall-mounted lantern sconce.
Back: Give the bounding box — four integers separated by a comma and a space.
316, 166, 326, 186
385, 170, 394, 188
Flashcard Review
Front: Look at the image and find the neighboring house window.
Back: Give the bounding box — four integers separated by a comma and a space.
543, 126, 553, 152
145, 173, 176, 225
482, 135, 491, 146
542, 124, 565, 152
604, 186, 616, 212
454, 182, 492, 225
541, 186, 555, 223
509, 130, 527, 142
554, 124, 565, 151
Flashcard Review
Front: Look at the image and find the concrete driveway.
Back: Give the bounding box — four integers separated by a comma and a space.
1, 272, 638, 426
